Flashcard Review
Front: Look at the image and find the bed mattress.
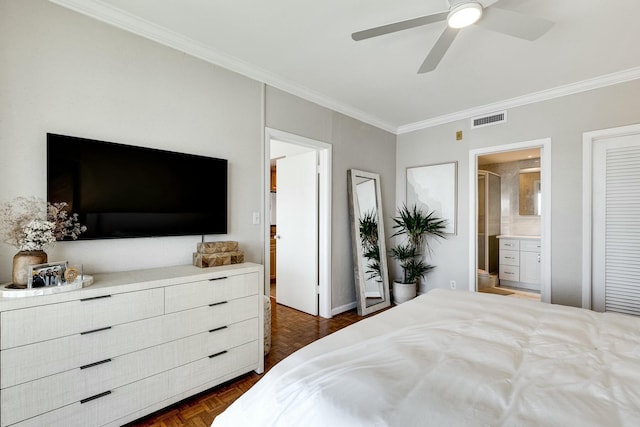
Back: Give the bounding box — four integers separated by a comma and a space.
213, 289, 640, 426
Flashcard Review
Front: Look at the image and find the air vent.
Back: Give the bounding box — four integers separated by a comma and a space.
471, 111, 507, 129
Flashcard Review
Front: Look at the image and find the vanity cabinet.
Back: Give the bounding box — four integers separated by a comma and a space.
498, 237, 541, 291
0, 263, 263, 427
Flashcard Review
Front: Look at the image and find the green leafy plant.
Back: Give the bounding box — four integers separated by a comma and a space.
390, 204, 446, 284
359, 210, 382, 280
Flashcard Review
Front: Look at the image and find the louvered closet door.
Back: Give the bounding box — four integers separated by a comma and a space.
592, 132, 640, 314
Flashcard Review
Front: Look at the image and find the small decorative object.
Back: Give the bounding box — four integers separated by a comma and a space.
28, 261, 69, 288
0, 197, 86, 287
64, 266, 79, 283
13, 250, 49, 287
389, 204, 446, 304
193, 241, 245, 268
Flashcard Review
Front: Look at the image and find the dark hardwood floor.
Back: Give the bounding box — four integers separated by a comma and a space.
128, 297, 365, 427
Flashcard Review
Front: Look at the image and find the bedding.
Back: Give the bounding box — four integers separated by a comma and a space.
212, 289, 640, 426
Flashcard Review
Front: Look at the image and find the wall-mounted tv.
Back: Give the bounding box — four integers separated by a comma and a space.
47, 133, 227, 239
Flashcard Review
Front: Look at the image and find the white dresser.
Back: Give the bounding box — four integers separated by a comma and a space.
497, 236, 541, 291
0, 263, 264, 427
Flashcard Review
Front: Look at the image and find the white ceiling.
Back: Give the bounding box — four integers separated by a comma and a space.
51, 0, 640, 134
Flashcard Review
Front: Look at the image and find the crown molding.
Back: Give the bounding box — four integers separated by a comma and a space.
48, 0, 397, 134
397, 66, 640, 134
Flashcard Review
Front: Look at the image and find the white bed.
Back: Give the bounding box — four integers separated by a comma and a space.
212, 289, 640, 426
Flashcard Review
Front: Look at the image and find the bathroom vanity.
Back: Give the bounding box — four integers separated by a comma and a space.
497, 236, 541, 291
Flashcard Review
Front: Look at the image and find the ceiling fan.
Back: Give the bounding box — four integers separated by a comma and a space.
351, 0, 554, 74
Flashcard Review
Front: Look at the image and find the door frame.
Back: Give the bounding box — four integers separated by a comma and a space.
264, 127, 332, 318
582, 123, 640, 309
468, 138, 552, 302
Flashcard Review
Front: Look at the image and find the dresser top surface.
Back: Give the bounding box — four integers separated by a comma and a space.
0, 263, 263, 311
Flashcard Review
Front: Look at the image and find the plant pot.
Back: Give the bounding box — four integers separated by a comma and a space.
392, 280, 417, 305
12, 250, 48, 287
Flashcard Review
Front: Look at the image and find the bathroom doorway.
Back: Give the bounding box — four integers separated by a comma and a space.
468, 139, 551, 303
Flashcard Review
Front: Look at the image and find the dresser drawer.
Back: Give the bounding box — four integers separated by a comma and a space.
165, 272, 260, 313
163, 294, 259, 341
1, 288, 164, 349
499, 239, 519, 251
520, 240, 541, 252
167, 340, 259, 398
1, 318, 258, 426
499, 265, 520, 281
499, 249, 520, 266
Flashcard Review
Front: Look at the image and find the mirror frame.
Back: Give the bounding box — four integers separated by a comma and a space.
347, 169, 391, 316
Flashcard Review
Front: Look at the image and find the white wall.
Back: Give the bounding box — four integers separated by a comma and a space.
266, 87, 396, 309
0, 0, 396, 314
0, 0, 263, 280
397, 79, 640, 307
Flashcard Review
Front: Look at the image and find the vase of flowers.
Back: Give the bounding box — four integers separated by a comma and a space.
1, 197, 86, 286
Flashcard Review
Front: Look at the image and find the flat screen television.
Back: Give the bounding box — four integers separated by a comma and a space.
47, 133, 227, 239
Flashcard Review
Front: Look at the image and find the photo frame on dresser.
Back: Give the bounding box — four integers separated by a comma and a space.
406, 161, 458, 235
28, 261, 68, 288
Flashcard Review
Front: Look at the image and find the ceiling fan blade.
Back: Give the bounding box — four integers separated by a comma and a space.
476, 6, 554, 41
352, 12, 448, 41
418, 27, 459, 74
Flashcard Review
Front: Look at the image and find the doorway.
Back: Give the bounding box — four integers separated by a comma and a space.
264, 128, 332, 318
468, 138, 551, 303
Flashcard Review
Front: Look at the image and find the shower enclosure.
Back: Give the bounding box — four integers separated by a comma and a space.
478, 170, 501, 274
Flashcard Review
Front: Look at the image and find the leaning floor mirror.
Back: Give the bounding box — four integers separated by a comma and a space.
347, 169, 391, 316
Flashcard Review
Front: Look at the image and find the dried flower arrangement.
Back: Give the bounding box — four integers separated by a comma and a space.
0, 196, 87, 252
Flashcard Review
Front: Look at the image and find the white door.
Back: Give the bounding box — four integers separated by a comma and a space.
276, 151, 318, 315
592, 132, 640, 314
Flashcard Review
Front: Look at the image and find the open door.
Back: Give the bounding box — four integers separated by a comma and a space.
275, 150, 318, 315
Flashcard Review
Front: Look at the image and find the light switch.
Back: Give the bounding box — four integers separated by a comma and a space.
252, 211, 260, 225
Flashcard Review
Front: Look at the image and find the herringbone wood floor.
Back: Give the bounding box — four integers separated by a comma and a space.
126, 297, 366, 427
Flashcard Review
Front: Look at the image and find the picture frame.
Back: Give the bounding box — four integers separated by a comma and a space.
406, 161, 458, 235
28, 261, 69, 288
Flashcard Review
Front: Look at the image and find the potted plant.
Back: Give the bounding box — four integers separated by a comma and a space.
389, 204, 446, 304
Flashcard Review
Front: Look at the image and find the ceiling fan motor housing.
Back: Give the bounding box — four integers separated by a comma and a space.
447, 1, 484, 28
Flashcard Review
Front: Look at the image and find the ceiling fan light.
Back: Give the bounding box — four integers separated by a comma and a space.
447, 2, 483, 29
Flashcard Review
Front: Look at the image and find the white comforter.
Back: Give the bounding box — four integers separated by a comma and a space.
213, 289, 640, 426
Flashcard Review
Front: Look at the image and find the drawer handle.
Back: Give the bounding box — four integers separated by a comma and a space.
209, 325, 228, 333
80, 358, 112, 370
81, 326, 112, 335
505, 272, 515, 275
209, 301, 228, 307
80, 295, 112, 302
208, 350, 228, 359
209, 276, 228, 281
80, 390, 112, 404
505, 256, 515, 259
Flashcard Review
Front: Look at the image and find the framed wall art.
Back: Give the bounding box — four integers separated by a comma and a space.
406, 161, 458, 234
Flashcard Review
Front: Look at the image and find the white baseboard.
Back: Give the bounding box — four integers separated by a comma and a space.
331, 301, 357, 316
